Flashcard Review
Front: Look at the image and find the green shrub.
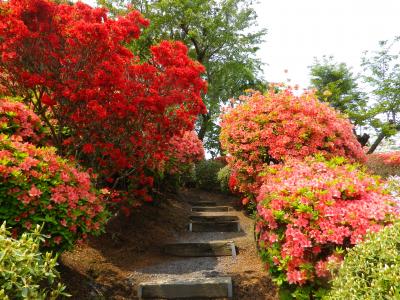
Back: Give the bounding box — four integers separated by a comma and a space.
217, 165, 231, 194
325, 222, 400, 300
195, 159, 225, 190
0, 222, 68, 300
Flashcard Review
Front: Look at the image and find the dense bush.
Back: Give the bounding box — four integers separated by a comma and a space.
195, 159, 225, 190
326, 222, 400, 300
367, 152, 400, 178
256, 156, 399, 299
164, 131, 204, 176
154, 131, 204, 191
0, 222, 67, 299
0, 98, 45, 143
220, 88, 366, 202
217, 165, 231, 194
0, 0, 206, 210
0, 134, 109, 252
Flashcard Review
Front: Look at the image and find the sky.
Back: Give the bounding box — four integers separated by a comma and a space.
254, 0, 400, 88
82, 0, 400, 89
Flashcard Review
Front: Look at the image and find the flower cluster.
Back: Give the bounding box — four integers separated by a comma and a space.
0, 98, 45, 143
0, 134, 109, 252
255, 156, 399, 297
163, 131, 205, 175
373, 151, 400, 165
220, 88, 365, 202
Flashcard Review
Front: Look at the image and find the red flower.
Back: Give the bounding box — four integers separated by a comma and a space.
82, 143, 95, 154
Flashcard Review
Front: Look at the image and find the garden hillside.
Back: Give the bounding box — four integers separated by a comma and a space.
1, 0, 400, 299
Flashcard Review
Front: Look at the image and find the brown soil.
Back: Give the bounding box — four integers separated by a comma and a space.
60, 188, 278, 299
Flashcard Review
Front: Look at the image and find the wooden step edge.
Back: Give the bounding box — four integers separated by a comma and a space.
138, 277, 233, 299
163, 241, 237, 257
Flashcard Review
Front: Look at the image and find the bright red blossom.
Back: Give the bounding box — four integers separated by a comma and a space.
0, 0, 207, 211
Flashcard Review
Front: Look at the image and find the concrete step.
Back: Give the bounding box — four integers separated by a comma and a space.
191, 206, 232, 212
163, 241, 237, 257
138, 277, 233, 299
188, 200, 217, 206
190, 215, 239, 222
189, 221, 240, 232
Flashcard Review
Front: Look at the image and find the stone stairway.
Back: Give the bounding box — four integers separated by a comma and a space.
137, 196, 240, 299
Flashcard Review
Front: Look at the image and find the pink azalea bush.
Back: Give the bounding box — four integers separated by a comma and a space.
163, 130, 205, 175
256, 156, 399, 298
0, 98, 46, 143
0, 134, 109, 252
220, 88, 365, 203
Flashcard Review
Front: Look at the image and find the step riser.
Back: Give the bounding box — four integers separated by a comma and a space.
190, 215, 239, 222
163, 242, 235, 257
191, 206, 231, 212
188, 201, 216, 206
138, 278, 233, 299
189, 222, 240, 232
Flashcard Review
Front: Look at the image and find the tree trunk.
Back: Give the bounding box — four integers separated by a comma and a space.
356, 133, 370, 147
197, 113, 210, 141
367, 132, 386, 154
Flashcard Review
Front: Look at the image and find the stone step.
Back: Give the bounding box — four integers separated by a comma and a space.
188, 200, 217, 206
138, 277, 233, 299
189, 221, 240, 232
190, 215, 239, 222
163, 241, 237, 257
191, 206, 232, 212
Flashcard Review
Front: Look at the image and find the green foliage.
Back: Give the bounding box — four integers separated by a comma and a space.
309, 56, 368, 128
325, 222, 400, 300
0, 222, 68, 300
217, 165, 231, 194
195, 159, 225, 190
98, 0, 267, 155
362, 36, 400, 153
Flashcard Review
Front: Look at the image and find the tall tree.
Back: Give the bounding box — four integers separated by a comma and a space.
98, 0, 267, 155
309, 56, 370, 146
362, 37, 400, 154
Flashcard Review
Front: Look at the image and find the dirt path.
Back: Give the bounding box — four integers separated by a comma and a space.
60, 189, 277, 299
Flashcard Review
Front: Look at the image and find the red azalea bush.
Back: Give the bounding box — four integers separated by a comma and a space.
0, 0, 206, 209
220, 88, 366, 201
0, 98, 45, 143
0, 134, 109, 252
367, 152, 400, 177
255, 156, 399, 298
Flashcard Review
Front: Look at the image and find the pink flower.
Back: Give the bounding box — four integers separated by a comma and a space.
28, 185, 42, 197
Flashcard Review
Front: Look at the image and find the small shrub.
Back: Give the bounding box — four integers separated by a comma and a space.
195, 159, 225, 190
217, 165, 231, 194
0, 134, 109, 252
0, 222, 68, 299
326, 222, 400, 300
0, 98, 45, 143
367, 152, 400, 178
256, 156, 399, 299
